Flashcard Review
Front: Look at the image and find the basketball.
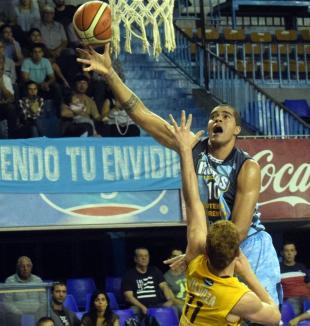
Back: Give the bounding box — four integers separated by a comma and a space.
73, 1, 112, 46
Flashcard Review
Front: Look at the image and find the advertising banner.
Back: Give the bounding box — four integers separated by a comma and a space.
238, 138, 310, 221
0, 137, 180, 193
0, 137, 308, 230
0, 137, 182, 230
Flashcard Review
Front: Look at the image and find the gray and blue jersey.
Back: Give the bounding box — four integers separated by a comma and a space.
193, 139, 281, 304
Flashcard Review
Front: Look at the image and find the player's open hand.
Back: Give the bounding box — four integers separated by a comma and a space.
76, 43, 112, 76
165, 110, 204, 153
163, 253, 187, 272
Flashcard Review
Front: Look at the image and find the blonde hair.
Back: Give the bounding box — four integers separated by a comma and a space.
207, 221, 240, 270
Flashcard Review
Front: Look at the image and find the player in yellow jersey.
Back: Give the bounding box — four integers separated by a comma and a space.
165, 111, 281, 326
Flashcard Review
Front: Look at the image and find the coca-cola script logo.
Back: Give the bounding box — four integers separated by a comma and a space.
238, 138, 310, 220
254, 150, 310, 207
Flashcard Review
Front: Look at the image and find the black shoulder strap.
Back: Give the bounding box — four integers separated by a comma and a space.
192, 137, 208, 170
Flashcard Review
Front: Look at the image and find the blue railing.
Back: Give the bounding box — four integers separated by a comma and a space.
162, 27, 205, 85
161, 26, 310, 135
207, 50, 310, 135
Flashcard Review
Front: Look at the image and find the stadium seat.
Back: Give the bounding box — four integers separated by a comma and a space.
300, 30, 310, 41
236, 60, 256, 76
113, 308, 135, 326
21, 314, 35, 326
147, 307, 179, 326
107, 292, 120, 310
85, 293, 91, 311
105, 277, 123, 302
283, 99, 310, 118
304, 298, 310, 311
64, 294, 79, 312
281, 300, 296, 326
275, 30, 298, 42
67, 277, 96, 309
76, 311, 84, 320
196, 28, 219, 41
244, 43, 261, 56
223, 28, 246, 42
250, 31, 272, 43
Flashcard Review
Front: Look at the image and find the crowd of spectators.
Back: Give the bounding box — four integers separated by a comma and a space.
0, 0, 140, 139
280, 242, 310, 325
2, 244, 310, 325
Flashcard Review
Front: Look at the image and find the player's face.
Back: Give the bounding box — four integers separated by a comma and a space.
207, 106, 240, 146
94, 293, 108, 313
283, 244, 297, 264
52, 285, 67, 304
135, 249, 150, 268
18, 259, 32, 279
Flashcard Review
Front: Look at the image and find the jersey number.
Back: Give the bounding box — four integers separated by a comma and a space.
207, 181, 220, 200
184, 293, 203, 323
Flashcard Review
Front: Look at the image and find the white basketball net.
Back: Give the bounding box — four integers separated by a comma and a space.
108, 0, 176, 57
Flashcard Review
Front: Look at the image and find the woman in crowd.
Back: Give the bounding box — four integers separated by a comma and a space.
15, 0, 40, 32
81, 290, 119, 326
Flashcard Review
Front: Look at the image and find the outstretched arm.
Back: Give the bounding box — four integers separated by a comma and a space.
76, 45, 202, 150
166, 111, 206, 263
232, 251, 281, 326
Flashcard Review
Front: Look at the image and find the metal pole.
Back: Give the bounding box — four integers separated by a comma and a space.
199, 0, 209, 90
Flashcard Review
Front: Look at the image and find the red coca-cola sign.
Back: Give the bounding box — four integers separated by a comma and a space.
237, 138, 310, 221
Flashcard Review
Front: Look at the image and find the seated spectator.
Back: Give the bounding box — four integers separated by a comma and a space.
14, 0, 40, 32
0, 24, 24, 66
33, 5, 67, 60
0, 61, 18, 138
288, 309, 310, 326
61, 89, 96, 137
53, 0, 79, 48
0, 1, 15, 23
50, 281, 80, 326
81, 290, 119, 326
164, 249, 186, 315
61, 74, 106, 136
103, 95, 140, 137
122, 248, 176, 321
0, 40, 16, 84
281, 242, 310, 315
53, 0, 76, 31
4, 256, 44, 326
25, 28, 70, 88
18, 81, 44, 137
37, 317, 55, 326
21, 43, 61, 111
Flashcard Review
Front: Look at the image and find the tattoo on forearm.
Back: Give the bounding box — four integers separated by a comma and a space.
122, 94, 139, 112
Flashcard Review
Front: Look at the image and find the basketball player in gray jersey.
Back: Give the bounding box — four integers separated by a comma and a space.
76, 45, 282, 313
